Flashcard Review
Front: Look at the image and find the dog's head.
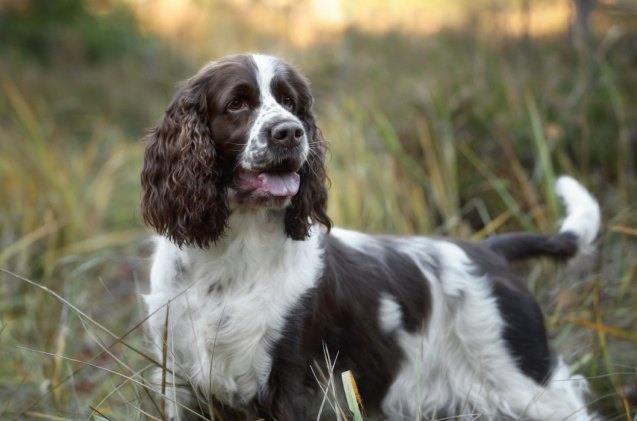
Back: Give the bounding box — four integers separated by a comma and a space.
141, 54, 331, 247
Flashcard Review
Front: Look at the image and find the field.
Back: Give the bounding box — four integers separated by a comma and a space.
0, 0, 636, 419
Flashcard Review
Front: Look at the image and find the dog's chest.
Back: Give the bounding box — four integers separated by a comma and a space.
159, 237, 321, 405
188, 277, 284, 403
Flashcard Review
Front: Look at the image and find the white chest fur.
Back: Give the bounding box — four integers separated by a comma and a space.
144, 210, 322, 405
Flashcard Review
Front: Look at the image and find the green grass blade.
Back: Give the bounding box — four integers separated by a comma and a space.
341, 370, 363, 421
524, 88, 558, 219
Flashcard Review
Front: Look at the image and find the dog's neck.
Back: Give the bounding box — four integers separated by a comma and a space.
222, 207, 289, 247
185, 208, 321, 291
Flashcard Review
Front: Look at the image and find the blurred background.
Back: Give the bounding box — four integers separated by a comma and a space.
1, 0, 636, 419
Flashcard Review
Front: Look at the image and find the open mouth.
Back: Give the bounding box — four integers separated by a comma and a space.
233, 167, 300, 198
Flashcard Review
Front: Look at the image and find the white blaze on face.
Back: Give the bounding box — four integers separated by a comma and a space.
240, 54, 308, 170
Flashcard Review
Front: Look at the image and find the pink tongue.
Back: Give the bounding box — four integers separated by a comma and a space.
236, 169, 300, 197
257, 173, 300, 197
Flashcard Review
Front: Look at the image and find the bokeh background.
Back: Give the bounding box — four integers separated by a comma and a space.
1, 0, 636, 419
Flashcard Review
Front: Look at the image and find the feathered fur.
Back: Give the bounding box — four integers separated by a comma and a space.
141, 54, 599, 421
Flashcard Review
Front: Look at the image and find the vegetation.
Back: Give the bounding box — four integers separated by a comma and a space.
1, 0, 635, 419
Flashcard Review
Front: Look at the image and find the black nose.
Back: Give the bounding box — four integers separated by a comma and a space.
270, 121, 305, 149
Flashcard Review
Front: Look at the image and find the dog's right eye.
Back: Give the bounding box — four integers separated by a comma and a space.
226, 98, 246, 112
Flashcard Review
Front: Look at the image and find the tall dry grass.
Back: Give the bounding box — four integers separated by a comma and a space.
1, 1, 636, 419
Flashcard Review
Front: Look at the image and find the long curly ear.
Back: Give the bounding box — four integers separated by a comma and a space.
141, 74, 228, 248
284, 114, 332, 240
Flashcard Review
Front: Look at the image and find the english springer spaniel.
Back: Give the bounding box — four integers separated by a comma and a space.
141, 54, 599, 420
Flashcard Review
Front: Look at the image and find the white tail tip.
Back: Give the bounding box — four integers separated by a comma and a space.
555, 176, 601, 254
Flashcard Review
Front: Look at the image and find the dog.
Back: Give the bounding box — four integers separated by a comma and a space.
140, 53, 599, 420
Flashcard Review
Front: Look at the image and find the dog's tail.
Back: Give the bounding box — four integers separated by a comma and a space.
482, 176, 601, 262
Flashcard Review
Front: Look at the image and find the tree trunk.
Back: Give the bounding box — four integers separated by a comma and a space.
572, 0, 595, 46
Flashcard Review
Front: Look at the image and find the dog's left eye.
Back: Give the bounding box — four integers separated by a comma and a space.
281, 95, 295, 110
227, 98, 247, 112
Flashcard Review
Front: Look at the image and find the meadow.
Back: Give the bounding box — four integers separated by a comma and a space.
0, 0, 635, 419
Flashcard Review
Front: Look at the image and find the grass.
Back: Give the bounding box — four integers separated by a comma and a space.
1, 1, 636, 419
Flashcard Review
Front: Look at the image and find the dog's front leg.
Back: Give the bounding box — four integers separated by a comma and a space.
258, 388, 308, 421
150, 365, 197, 421
258, 363, 309, 420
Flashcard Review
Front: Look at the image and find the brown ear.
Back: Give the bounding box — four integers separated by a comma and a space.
140, 76, 229, 248
284, 114, 332, 240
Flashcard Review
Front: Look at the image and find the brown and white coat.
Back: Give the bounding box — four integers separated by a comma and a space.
141, 54, 598, 421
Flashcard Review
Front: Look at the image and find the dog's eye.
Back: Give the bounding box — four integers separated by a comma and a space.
281, 95, 295, 110
227, 98, 247, 112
